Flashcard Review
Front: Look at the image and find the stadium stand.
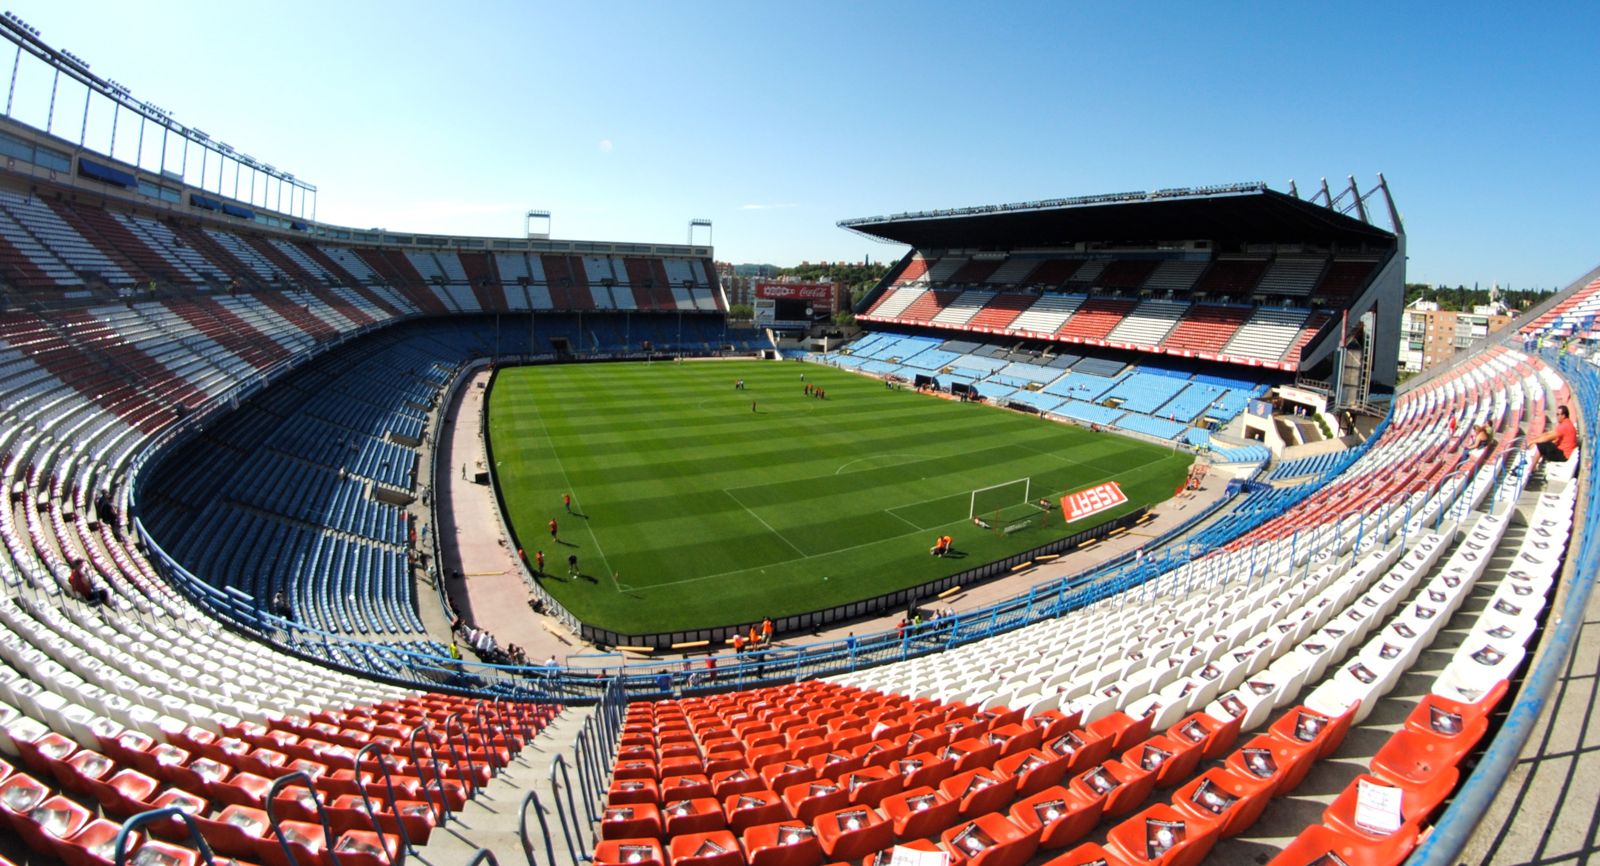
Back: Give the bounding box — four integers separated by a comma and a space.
0, 35, 1588, 861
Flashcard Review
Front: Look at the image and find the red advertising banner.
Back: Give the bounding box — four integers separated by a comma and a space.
1061, 481, 1129, 523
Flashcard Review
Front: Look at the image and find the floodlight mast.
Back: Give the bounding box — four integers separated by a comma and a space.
688, 218, 712, 247
526, 210, 551, 240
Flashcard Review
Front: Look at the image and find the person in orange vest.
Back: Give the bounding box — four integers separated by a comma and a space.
563, 493, 572, 513
549, 518, 558, 540
760, 616, 773, 644
732, 632, 746, 655
748, 624, 760, 647
941, 535, 953, 555
534, 550, 545, 575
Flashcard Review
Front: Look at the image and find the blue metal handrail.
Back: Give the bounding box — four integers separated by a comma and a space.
442, 711, 484, 793
548, 753, 586, 866
113, 807, 218, 866
265, 770, 346, 866
353, 741, 412, 862
519, 789, 559, 866
406, 722, 450, 824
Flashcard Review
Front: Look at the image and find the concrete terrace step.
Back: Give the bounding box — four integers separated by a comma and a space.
409, 704, 593, 865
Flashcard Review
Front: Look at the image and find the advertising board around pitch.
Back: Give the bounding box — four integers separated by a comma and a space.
1061, 480, 1129, 523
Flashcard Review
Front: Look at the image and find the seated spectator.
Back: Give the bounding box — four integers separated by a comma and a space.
67, 559, 109, 606
1528, 405, 1578, 463
1466, 423, 1496, 454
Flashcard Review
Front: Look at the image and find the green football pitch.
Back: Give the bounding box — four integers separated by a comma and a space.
486, 360, 1192, 634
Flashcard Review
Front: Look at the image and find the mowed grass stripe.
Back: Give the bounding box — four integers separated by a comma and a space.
488, 361, 1192, 633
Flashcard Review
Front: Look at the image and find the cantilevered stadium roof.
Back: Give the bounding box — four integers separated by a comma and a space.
839, 183, 1398, 249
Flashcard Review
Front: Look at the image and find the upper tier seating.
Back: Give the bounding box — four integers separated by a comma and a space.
1105, 299, 1187, 347
1161, 305, 1252, 356
1193, 259, 1268, 298
1222, 308, 1312, 364
1057, 299, 1137, 342
1254, 256, 1326, 298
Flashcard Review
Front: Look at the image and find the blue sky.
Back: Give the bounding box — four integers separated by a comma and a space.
5, 1, 1596, 289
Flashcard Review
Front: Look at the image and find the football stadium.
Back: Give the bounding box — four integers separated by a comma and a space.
0, 9, 1595, 866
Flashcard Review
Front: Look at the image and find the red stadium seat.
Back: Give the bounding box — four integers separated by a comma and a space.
254, 818, 333, 866
839, 765, 901, 807
57, 816, 132, 866
144, 788, 210, 842
1404, 683, 1507, 737
985, 723, 1043, 758
128, 838, 201, 866
603, 802, 665, 840
995, 748, 1073, 798
896, 750, 957, 791
192, 804, 272, 859
664, 797, 729, 837
1042, 727, 1112, 776
1169, 767, 1276, 838
761, 760, 819, 794
809, 750, 865, 779
712, 769, 766, 800
939, 812, 1040, 866
938, 767, 1018, 819
1070, 760, 1155, 820
1008, 784, 1103, 850
879, 786, 960, 842
1323, 770, 1459, 840
741, 819, 823, 866
669, 829, 747, 866
1103, 803, 1221, 866
1167, 711, 1241, 763
1125, 733, 1203, 790
1369, 718, 1488, 788
595, 837, 667, 866
16, 793, 93, 857
1267, 705, 1358, 761
811, 804, 894, 861
782, 779, 851, 823
331, 828, 404, 866
663, 774, 715, 803
611, 777, 662, 806
1223, 735, 1316, 799
723, 790, 789, 836
1087, 711, 1154, 755
944, 737, 1003, 775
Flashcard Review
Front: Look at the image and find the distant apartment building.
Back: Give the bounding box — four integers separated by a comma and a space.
1401, 300, 1515, 373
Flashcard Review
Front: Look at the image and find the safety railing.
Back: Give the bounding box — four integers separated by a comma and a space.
265, 770, 346, 866
355, 741, 414, 861
113, 807, 218, 866
522, 677, 626, 866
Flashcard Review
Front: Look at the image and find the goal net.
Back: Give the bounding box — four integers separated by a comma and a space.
969, 477, 1031, 521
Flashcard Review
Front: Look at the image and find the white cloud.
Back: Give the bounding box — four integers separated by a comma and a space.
598, 138, 614, 153
738, 203, 798, 211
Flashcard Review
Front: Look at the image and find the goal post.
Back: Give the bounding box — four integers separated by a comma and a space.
969, 477, 1031, 521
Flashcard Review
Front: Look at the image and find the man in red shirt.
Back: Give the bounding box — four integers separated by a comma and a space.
1529, 405, 1579, 463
